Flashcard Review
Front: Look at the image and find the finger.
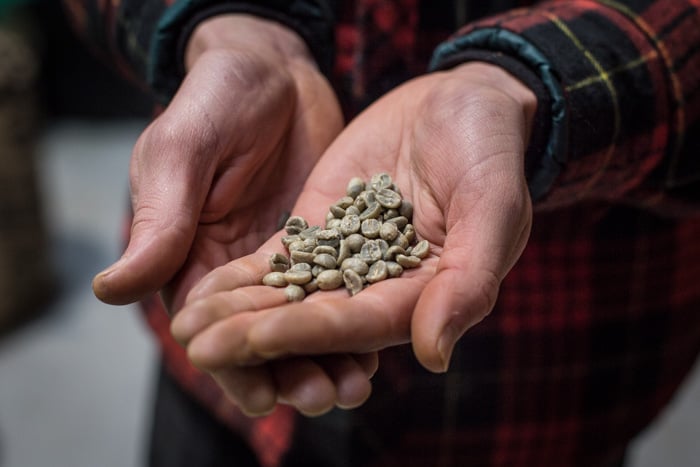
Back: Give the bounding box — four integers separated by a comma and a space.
93, 116, 216, 305
412, 190, 531, 373
272, 357, 337, 416
171, 286, 287, 346
315, 354, 374, 409
184, 244, 282, 305
188, 269, 432, 368
211, 366, 278, 417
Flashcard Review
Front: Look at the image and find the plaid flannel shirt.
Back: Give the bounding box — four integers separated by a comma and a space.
63, 1, 700, 466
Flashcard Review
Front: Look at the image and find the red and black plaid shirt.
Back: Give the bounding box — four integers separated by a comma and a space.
64, 1, 700, 466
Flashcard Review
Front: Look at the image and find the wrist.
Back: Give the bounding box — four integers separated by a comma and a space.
185, 14, 315, 72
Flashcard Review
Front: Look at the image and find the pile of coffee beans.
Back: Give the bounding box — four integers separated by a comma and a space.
262, 173, 429, 301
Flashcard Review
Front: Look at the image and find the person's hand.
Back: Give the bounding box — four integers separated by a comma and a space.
171, 62, 536, 415
91, 14, 343, 311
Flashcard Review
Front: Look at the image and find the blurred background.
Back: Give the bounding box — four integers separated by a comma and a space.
0, 2, 698, 466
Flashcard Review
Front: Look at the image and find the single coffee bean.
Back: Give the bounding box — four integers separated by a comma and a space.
403, 224, 416, 243
369, 173, 392, 191
360, 240, 383, 263
385, 261, 404, 277
290, 262, 312, 272
379, 222, 399, 242
386, 216, 408, 230
337, 239, 351, 264
366, 260, 388, 283
392, 234, 410, 250
346, 177, 365, 198
313, 245, 337, 257
345, 205, 360, 216
285, 284, 306, 302
263, 272, 287, 287
396, 254, 421, 269
290, 250, 315, 264
375, 188, 402, 209
340, 214, 361, 236
313, 253, 337, 269
345, 233, 366, 253
285, 216, 308, 235
335, 196, 355, 209
399, 199, 413, 219
343, 269, 364, 296
411, 239, 430, 259
359, 202, 382, 221
326, 218, 342, 230
340, 257, 370, 275
329, 204, 346, 218
304, 279, 319, 294
269, 253, 290, 272
284, 269, 313, 284
361, 218, 381, 238
317, 269, 344, 290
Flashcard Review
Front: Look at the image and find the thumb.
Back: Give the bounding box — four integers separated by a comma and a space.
92, 126, 213, 305
411, 192, 531, 373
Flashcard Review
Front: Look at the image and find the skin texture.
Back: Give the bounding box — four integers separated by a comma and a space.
170, 60, 537, 416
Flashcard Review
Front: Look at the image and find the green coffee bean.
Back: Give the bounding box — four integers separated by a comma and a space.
313, 253, 337, 269
317, 269, 344, 290
263, 272, 287, 287
340, 257, 370, 275
411, 239, 430, 259
346, 177, 365, 198
396, 254, 421, 269
285, 216, 308, 235
269, 253, 289, 272
366, 260, 388, 283
285, 284, 306, 301
361, 218, 381, 238
343, 269, 363, 296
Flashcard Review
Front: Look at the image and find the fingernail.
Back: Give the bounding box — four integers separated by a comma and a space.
436, 324, 459, 373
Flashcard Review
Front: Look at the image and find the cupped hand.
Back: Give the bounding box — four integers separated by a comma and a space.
171, 62, 537, 415
91, 15, 343, 311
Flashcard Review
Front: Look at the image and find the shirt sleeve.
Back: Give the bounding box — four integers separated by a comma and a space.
61, 0, 335, 105
429, 0, 700, 215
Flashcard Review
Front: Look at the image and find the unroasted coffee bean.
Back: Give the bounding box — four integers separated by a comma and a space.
340, 214, 361, 236
360, 240, 383, 263
386, 216, 408, 230
341, 257, 370, 275
346, 177, 365, 198
361, 218, 381, 238
317, 269, 343, 290
392, 234, 410, 250
411, 239, 430, 259
326, 218, 342, 230
385, 261, 403, 277
366, 260, 388, 283
299, 226, 321, 240
359, 202, 382, 221
343, 269, 363, 296
284, 269, 313, 284
317, 229, 341, 248
285, 216, 308, 235
304, 279, 319, 293
281, 235, 300, 248
369, 173, 392, 191
311, 265, 326, 277
345, 205, 361, 216
396, 254, 421, 269
375, 188, 402, 209
290, 262, 312, 272
384, 245, 406, 261
335, 196, 354, 209
313, 253, 337, 269
263, 272, 287, 287
399, 200, 413, 219
329, 204, 346, 218
269, 253, 289, 272
379, 222, 399, 242
285, 284, 306, 301
313, 245, 337, 257
337, 239, 351, 264
345, 233, 366, 252
383, 208, 400, 220
290, 250, 315, 264
403, 224, 416, 243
